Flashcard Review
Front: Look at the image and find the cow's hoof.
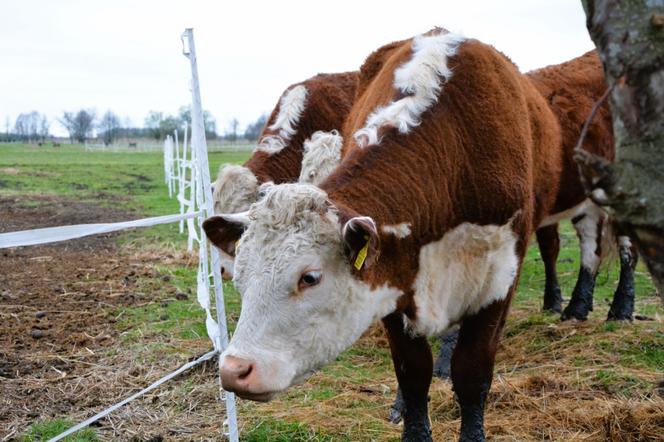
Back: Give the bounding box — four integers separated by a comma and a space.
389, 405, 403, 425
542, 288, 563, 314
401, 425, 432, 442
561, 302, 590, 322
543, 302, 562, 315
606, 312, 633, 322
389, 391, 405, 424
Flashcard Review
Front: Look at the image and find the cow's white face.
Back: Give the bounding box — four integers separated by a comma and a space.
203, 184, 401, 401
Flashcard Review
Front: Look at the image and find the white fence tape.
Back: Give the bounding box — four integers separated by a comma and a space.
0, 211, 202, 249
47, 350, 218, 442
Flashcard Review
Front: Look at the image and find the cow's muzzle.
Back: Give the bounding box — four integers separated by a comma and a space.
220, 355, 274, 402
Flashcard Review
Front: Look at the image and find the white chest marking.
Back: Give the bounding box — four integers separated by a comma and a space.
407, 220, 519, 337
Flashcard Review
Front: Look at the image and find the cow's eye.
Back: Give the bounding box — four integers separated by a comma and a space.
298, 271, 322, 290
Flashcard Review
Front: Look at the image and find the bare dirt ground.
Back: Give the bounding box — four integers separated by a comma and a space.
0, 196, 223, 441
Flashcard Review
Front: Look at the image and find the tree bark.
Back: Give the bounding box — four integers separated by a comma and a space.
579, 0, 664, 301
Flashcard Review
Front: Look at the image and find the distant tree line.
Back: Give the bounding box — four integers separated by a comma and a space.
0, 111, 50, 142
1, 108, 270, 145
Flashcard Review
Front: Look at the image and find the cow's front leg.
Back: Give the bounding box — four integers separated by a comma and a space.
389, 328, 458, 424
383, 312, 433, 442
452, 297, 512, 442
536, 224, 563, 313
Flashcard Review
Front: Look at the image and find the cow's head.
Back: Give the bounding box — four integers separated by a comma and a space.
202, 183, 400, 401
298, 130, 343, 185
211, 165, 260, 280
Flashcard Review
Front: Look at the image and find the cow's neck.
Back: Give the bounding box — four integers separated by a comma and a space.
323, 142, 521, 338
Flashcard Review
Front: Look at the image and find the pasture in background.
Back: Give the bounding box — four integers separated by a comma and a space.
1, 142, 662, 441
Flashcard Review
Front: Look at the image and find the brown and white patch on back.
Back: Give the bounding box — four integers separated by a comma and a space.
354, 32, 466, 148
381, 222, 412, 238
256, 85, 309, 154
298, 130, 343, 185
407, 218, 519, 337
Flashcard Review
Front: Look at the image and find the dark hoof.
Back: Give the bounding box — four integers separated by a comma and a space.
389, 404, 403, 425
542, 288, 563, 314
389, 389, 405, 424
561, 301, 590, 321
606, 312, 633, 322
402, 427, 433, 442
543, 302, 562, 315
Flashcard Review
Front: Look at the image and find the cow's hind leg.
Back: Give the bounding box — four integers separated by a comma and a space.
537, 224, 563, 313
452, 295, 513, 442
433, 328, 459, 379
562, 206, 605, 321
608, 234, 638, 321
383, 312, 433, 441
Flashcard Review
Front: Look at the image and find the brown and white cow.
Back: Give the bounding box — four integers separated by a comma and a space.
526, 51, 637, 321
211, 71, 358, 279
204, 29, 563, 441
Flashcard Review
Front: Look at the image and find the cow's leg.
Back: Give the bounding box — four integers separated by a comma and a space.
537, 224, 563, 313
383, 312, 433, 441
608, 234, 638, 321
389, 328, 458, 424
562, 206, 604, 321
433, 327, 459, 379
452, 296, 513, 442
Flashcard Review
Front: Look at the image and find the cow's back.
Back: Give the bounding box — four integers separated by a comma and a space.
330, 38, 562, 244
527, 51, 614, 213
245, 71, 359, 184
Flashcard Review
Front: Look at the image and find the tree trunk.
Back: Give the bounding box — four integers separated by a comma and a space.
579, 0, 664, 301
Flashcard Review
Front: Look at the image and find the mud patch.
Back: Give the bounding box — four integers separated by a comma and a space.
0, 195, 213, 440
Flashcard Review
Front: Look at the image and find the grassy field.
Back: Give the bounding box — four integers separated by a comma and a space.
1, 143, 662, 441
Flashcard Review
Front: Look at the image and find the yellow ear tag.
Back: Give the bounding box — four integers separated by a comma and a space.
354, 236, 370, 270
235, 240, 240, 250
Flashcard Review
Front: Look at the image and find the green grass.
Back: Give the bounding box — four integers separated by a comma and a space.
22, 419, 97, 442
243, 418, 343, 442
0, 143, 251, 245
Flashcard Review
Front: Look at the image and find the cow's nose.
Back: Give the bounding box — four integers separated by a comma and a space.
220, 355, 255, 393
220, 266, 232, 280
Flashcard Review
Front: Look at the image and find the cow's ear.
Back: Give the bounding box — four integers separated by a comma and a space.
342, 216, 380, 270
203, 212, 250, 256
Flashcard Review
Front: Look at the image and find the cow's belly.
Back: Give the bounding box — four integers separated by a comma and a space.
538, 199, 594, 228
406, 219, 519, 337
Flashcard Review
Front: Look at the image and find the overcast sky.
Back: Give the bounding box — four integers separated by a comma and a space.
1, 0, 595, 137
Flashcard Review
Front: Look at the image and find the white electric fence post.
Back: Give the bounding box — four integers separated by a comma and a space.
178, 124, 189, 233
173, 129, 181, 199
182, 28, 239, 442
164, 135, 173, 197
